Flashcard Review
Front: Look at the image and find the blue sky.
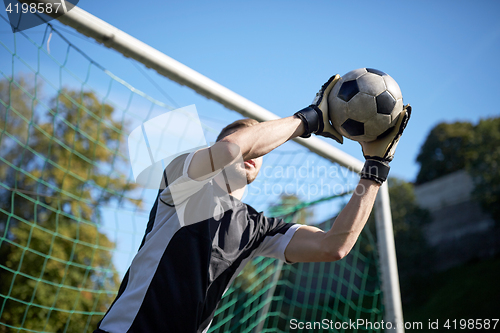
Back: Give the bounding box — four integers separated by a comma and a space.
3, 1, 500, 180
67, 0, 500, 181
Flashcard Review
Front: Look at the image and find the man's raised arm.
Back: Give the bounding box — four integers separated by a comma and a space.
284, 104, 412, 263
187, 75, 345, 181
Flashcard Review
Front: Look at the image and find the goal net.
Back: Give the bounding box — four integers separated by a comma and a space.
0, 13, 386, 333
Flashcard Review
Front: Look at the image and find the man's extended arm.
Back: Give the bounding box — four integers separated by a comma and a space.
187, 116, 304, 180
285, 104, 412, 263
187, 73, 411, 264
187, 75, 342, 181
221, 116, 305, 161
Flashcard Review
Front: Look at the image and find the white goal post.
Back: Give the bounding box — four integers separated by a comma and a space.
27, 1, 404, 331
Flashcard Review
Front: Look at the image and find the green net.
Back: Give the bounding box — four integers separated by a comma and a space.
0, 16, 383, 333
209, 211, 383, 333
207, 155, 384, 333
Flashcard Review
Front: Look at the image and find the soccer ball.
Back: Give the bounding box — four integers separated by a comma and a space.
328, 68, 403, 142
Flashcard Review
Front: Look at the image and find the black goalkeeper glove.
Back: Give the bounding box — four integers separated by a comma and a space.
294, 75, 344, 143
359, 104, 412, 184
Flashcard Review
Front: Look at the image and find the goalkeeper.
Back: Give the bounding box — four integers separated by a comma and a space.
95, 75, 411, 333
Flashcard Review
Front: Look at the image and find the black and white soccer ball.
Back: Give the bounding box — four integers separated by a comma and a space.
328, 68, 403, 142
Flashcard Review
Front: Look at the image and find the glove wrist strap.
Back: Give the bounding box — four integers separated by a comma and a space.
294, 106, 322, 138
360, 159, 390, 185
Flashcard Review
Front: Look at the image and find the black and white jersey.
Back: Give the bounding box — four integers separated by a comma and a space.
95, 151, 301, 333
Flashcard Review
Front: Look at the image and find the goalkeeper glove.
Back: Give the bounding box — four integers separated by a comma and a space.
294, 75, 344, 143
359, 104, 412, 184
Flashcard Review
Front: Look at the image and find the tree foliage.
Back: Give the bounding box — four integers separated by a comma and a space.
415, 122, 474, 185
467, 118, 500, 224
268, 194, 313, 225
0, 76, 138, 332
416, 117, 500, 224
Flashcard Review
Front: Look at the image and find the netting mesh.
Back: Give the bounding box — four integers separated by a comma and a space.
209, 213, 383, 333
0, 16, 383, 333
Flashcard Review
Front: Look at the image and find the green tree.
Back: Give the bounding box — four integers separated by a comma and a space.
467, 117, 500, 224
268, 194, 313, 225
415, 117, 500, 224
415, 122, 474, 185
0, 76, 139, 332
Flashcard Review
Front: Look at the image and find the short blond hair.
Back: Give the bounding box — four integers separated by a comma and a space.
216, 118, 259, 142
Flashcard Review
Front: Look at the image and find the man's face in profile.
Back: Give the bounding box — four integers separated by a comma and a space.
219, 126, 263, 185
222, 153, 262, 190
242, 155, 263, 184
